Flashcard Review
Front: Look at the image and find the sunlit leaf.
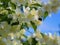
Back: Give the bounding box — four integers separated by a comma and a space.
30, 21, 37, 31
44, 11, 48, 19
31, 3, 42, 7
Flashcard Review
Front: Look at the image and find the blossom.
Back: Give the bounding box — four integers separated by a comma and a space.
20, 29, 26, 35
13, 41, 18, 45
30, 8, 37, 15
48, 32, 54, 39
8, 33, 15, 40
0, 0, 59, 45
34, 20, 42, 25
35, 30, 43, 39
23, 6, 30, 15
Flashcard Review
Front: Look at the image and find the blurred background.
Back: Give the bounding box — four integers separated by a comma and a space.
25, 7, 60, 36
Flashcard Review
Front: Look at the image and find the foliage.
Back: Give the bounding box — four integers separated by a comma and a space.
0, 0, 60, 45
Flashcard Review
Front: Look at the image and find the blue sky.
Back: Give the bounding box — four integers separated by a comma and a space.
25, 9, 60, 36
38, 9, 60, 35
25, 0, 60, 36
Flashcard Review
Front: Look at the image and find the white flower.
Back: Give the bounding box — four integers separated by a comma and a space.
27, 14, 34, 21
8, 33, 15, 40
23, 6, 30, 15
34, 20, 42, 25
48, 32, 54, 39
29, 0, 32, 3
13, 41, 18, 45
34, 15, 38, 20
36, 30, 42, 39
30, 9, 39, 20
20, 29, 26, 35
26, 7, 30, 11
30, 8, 37, 15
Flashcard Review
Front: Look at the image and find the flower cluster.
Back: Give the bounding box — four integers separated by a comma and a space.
0, 0, 60, 45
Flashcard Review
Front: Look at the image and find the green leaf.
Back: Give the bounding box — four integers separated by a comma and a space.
31, 38, 38, 45
20, 23, 25, 30
2, 2, 8, 8
25, 23, 29, 29
11, 21, 19, 26
25, 2, 28, 8
10, 2, 16, 9
44, 11, 48, 19
40, 32, 45, 37
20, 23, 29, 30
0, 14, 12, 24
30, 3, 42, 10
0, 0, 11, 8
22, 38, 38, 45
0, 0, 10, 2
30, 21, 37, 31
31, 3, 42, 7
6, 9, 15, 14
23, 41, 30, 45
0, 14, 7, 22
30, 7, 37, 10
23, 34, 27, 38
6, 17, 12, 24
